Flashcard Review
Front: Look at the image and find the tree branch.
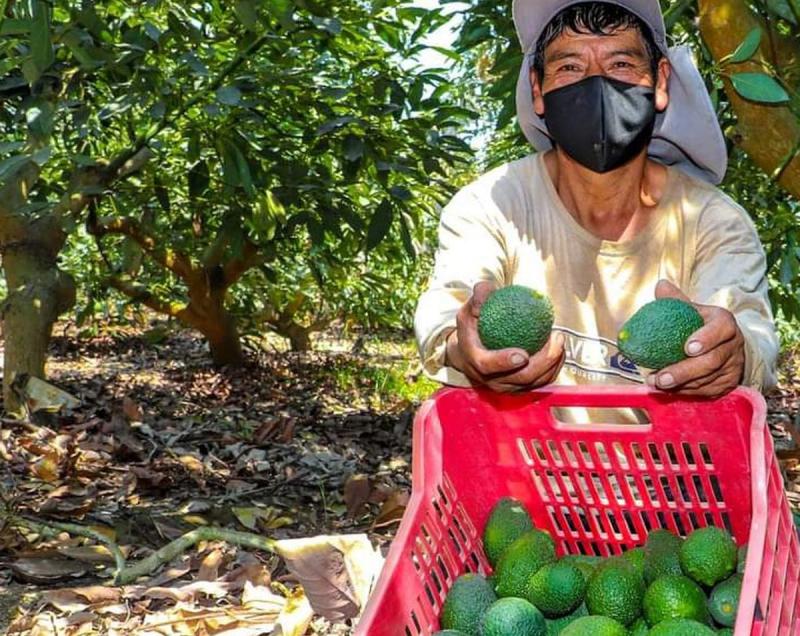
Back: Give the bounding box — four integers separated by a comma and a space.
221, 240, 267, 288
106, 275, 186, 319
91, 216, 195, 281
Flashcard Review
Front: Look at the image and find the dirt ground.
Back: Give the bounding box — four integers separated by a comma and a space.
0, 325, 797, 634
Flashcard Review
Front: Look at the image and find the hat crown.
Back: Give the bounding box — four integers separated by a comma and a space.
513, 0, 667, 55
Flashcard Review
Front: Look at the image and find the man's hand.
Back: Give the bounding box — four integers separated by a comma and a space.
645, 280, 745, 398
445, 281, 565, 393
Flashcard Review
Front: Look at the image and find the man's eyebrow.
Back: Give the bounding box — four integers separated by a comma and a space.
607, 47, 647, 58
544, 50, 583, 64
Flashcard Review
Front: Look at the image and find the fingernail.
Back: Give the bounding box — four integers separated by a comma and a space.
658, 373, 675, 388
687, 341, 702, 355
511, 354, 526, 365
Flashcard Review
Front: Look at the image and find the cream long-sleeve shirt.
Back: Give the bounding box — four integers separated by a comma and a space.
414, 152, 778, 392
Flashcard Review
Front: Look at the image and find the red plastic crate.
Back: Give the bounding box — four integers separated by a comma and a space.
356, 386, 800, 635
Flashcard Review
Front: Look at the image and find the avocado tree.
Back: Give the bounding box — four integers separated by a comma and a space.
0, 0, 473, 408
447, 0, 800, 326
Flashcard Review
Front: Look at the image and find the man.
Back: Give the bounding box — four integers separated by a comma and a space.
414, 0, 778, 397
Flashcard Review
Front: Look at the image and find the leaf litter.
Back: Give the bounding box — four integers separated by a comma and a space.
0, 323, 423, 634
0, 323, 797, 634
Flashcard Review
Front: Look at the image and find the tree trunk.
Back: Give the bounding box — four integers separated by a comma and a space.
1, 219, 75, 414
698, 0, 800, 198
286, 324, 313, 352
179, 281, 245, 367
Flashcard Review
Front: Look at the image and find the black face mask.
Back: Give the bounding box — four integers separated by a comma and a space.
543, 75, 656, 173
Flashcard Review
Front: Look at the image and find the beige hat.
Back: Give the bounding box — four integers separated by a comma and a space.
513, 0, 728, 184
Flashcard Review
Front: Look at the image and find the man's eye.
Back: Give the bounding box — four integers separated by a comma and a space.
612, 61, 634, 68
558, 64, 580, 72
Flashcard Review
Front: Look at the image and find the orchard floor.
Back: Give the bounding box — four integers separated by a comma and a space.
0, 321, 798, 634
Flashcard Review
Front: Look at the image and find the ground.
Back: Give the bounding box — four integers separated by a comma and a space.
0, 322, 797, 634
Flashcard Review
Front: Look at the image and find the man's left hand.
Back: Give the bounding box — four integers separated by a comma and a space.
645, 280, 745, 398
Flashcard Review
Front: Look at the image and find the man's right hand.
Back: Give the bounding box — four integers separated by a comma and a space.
445, 281, 565, 393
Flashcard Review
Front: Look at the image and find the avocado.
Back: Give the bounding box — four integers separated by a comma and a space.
440, 573, 497, 633
585, 560, 645, 626
483, 497, 534, 568
495, 529, 557, 598
617, 298, 703, 370
679, 527, 738, 587
526, 561, 587, 617
646, 618, 717, 635
481, 597, 546, 636
642, 575, 709, 625
708, 573, 742, 627
545, 603, 589, 635
559, 615, 628, 636
644, 529, 684, 585
478, 285, 554, 354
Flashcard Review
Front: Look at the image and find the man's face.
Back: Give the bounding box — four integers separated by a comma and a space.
531, 26, 670, 116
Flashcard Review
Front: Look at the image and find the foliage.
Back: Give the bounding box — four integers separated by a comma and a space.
0, 0, 474, 358
447, 0, 800, 336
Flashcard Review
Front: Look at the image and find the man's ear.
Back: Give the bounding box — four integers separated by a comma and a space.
655, 56, 670, 112
530, 68, 545, 116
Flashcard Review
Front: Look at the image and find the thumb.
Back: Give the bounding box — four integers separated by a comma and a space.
470, 280, 497, 317
655, 279, 691, 302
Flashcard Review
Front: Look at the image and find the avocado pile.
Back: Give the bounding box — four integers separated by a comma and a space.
435, 497, 743, 635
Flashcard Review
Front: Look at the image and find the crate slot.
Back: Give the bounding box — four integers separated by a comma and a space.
575, 473, 592, 504
688, 511, 700, 530
447, 528, 463, 555
436, 555, 451, 583
595, 442, 611, 467
607, 474, 625, 505
562, 441, 578, 467
547, 440, 564, 465
622, 511, 638, 538
676, 475, 690, 504
721, 512, 733, 534
423, 582, 435, 608
533, 439, 547, 463
432, 499, 444, 520
410, 610, 421, 634
709, 474, 725, 504
625, 475, 643, 505
437, 485, 450, 510
545, 469, 563, 501
648, 443, 663, 468
559, 471, 579, 502
612, 442, 629, 469
665, 442, 679, 468
672, 512, 688, 537
681, 442, 696, 467
531, 469, 549, 502
518, 438, 534, 465
631, 442, 646, 469
469, 551, 480, 570
698, 442, 713, 467
692, 475, 708, 504
659, 476, 677, 504
577, 441, 593, 467
590, 472, 609, 504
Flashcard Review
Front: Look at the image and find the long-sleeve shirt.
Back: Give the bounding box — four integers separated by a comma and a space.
414, 152, 778, 392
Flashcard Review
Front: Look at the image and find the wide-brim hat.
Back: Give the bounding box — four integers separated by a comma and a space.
513, 0, 728, 184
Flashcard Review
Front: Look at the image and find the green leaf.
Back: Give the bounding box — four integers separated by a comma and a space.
1, 18, 31, 36
26, 100, 54, 143
398, 211, 416, 259
730, 28, 761, 63
389, 185, 412, 201
343, 135, 364, 162
316, 116, 357, 136
767, 0, 798, 24
29, 1, 54, 83
234, 0, 260, 31
154, 176, 171, 213
366, 199, 393, 251
216, 85, 242, 106
0, 154, 33, 183
730, 72, 790, 103
188, 161, 210, 198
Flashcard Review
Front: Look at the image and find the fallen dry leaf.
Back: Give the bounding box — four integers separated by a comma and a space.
10, 556, 88, 583
343, 474, 371, 519
274, 534, 384, 620
275, 587, 313, 636
371, 489, 409, 529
